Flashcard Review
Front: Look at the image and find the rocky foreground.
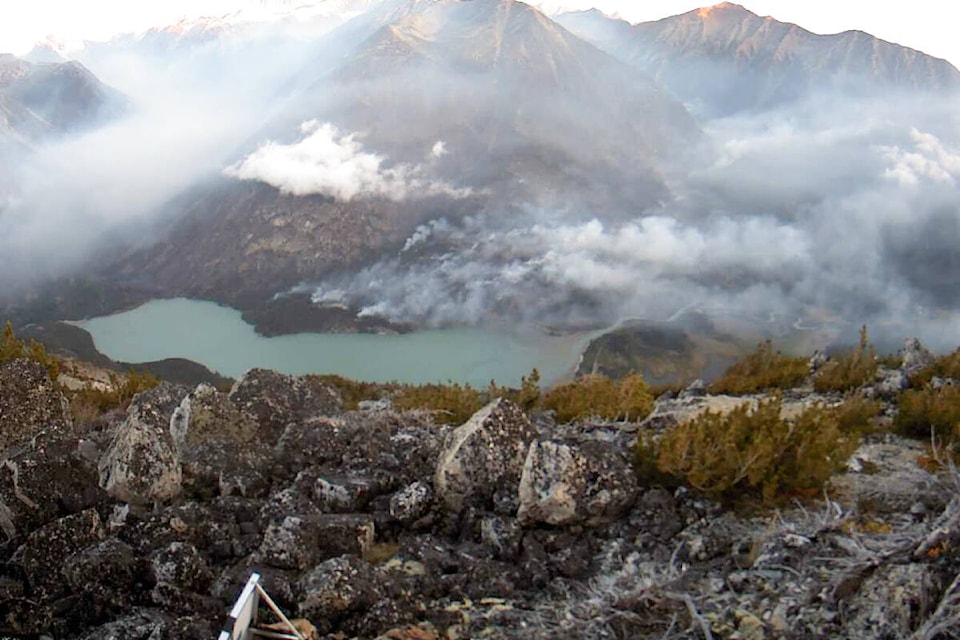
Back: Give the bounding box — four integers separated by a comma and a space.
1, 344, 959, 639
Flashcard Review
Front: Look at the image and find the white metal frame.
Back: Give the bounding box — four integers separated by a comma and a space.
218, 573, 305, 640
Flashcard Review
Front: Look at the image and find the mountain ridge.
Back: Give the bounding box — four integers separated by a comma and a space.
556, 2, 960, 116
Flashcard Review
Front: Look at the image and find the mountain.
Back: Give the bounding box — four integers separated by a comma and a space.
104, 0, 698, 322
556, 2, 960, 116
321, 0, 698, 202
0, 54, 126, 151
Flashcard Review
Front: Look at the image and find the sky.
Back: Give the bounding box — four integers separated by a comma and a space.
0, 0, 958, 68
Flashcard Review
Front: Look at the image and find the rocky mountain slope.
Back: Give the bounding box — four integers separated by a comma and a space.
0, 54, 125, 151
3, 337, 960, 638
100, 0, 698, 323
556, 2, 960, 116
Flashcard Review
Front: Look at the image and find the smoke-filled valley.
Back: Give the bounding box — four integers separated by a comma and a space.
4, 0, 960, 355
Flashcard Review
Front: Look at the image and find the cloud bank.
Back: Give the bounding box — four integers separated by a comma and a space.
224, 120, 472, 201
303, 95, 960, 350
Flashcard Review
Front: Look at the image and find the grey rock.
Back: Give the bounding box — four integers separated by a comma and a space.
229, 369, 343, 445
150, 541, 213, 592
390, 481, 433, 524
257, 513, 375, 570
98, 383, 186, 505
809, 350, 828, 374
517, 439, 637, 526
0, 360, 102, 537
901, 337, 935, 375
12, 508, 106, 596
74, 610, 166, 640
435, 399, 537, 515
258, 516, 319, 571
875, 368, 908, 396
359, 398, 392, 412
298, 556, 380, 625
62, 538, 139, 606
481, 516, 523, 561
0, 359, 71, 450
170, 383, 267, 499
843, 563, 940, 637
309, 470, 378, 513
680, 378, 707, 398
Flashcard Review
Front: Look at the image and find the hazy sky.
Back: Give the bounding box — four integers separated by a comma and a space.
0, 0, 957, 68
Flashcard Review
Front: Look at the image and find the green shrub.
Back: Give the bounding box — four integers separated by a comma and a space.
710, 339, 808, 395
835, 394, 882, 433
311, 374, 387, 410
644, 393, 858, 504
895, 385, 960, 441
543, 372, 653, 423
910, 349, 960, 388
0, 321, 60, 380
814, 326, 878, 393
392, 382, 485, 424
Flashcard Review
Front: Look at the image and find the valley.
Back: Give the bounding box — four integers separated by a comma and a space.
3, 0, 960, 382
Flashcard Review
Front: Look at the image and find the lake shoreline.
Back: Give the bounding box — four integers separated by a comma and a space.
76, 298, 600, 387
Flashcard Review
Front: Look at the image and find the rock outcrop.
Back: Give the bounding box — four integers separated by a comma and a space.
2, 344, 960, 639
98, 383, 186, 505
434, 398, 536, 515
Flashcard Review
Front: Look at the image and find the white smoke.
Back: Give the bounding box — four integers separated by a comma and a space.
224, 121, 472, 201
879, 128, 960, 186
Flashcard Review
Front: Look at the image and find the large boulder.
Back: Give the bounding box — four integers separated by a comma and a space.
12, 508, 107, 598
170, 384, 267, 498
434, 399, 537, 515
275, 412, 444, 485
257, 514, 375, 570
298, 556, 380, 630
98, 383, 187, 505
0, 359, 71, 450
0, 426, 105, 538
229, 369, 343, 445
61, 538, 142, 613
901, 337, 935, 376
0, 359, 102, 537
517, 440, 638, 526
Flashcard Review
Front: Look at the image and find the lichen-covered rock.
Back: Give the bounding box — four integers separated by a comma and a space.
298, 556, 379, 627
170, 383, 267, 498
0, 426, 106, 539
258, 516, 320, 571
901, 337, 935, 375
118, 501, 242, 562
74, 609, 167, 640
390, 481, 433, 524
434, 399, 536, 515
98, 383, 186, 505
841, 563, 941, 638
517, 439, 638, 526
639, 392, 756, 434
0, 359, 71, 450
229, 369, 343, 445
150, 541, 213, 593
480, 516, 523, 561
13, 508, 106, 597
274, 412, 445, 493
257, 514, 375, 570
310, 471, 379, 513
875, 367, 908, 396
0, 359, 101, 538
62, 538, 141, 610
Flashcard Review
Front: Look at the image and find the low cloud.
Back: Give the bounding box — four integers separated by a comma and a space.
224, 121, 472, 201
879, 128, 960, 186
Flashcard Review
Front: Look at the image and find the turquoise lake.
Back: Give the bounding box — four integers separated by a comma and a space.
78, 298, 596, 386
